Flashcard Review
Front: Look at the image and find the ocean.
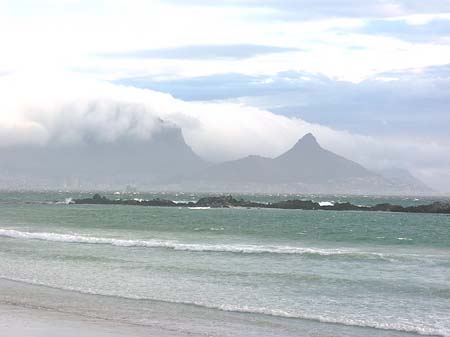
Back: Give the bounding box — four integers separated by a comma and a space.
0, 191, 449, 337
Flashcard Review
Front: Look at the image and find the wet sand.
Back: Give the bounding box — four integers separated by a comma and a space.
0, 303, 189, 337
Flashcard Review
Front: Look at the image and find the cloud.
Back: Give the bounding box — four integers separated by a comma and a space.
115, 71, 344, 103
0, 72, 318, 160
1, 71, 450, 191
103, 44, 301, 60
164, 0, 450, 19
3, 0, 450, 84
357, 18, 450, 42
1, 2, 450, 192
115, 66, 450, 136
0, 73, 164, 147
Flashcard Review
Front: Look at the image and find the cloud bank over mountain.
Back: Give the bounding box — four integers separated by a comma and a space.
1, 72, 449, 192
1, 0, 450, 192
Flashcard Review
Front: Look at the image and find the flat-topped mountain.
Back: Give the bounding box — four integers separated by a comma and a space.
0, 124, 207, 190
0, 127, 432, 194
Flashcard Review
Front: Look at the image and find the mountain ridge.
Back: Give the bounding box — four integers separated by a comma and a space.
178, 133, 431, 195
0, 127, 433, 194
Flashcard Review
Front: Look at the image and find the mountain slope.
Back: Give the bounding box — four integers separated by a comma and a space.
180, 133, 430, 194
377, 168, 434, 194
0, 128, 434, 195
186, 133, 375, 183
274, 133, 373, 183
0, 124, 207, 190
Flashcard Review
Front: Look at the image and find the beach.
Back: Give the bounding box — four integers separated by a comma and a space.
0, 303, 168, 337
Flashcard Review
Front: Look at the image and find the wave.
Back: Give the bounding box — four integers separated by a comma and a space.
194, 227, 225, 232
217, 305, 449, 337
172, 200, 195, 204
318, 201, 335, 207
0, 228, 391, 259
1, 276, 447, 337
55, 198, 74, 205
22, 198, 74, 205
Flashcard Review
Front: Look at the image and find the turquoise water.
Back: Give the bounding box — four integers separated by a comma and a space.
0, 191, 449, 336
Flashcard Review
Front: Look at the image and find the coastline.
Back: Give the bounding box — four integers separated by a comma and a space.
0, 278, 432, 337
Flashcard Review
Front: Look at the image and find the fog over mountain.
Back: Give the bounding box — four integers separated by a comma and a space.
0, 73, 448, 193
0, 122, 206, 190
0, 114, 433, 194
376, 168, 434, 194
1, 0, 450, 193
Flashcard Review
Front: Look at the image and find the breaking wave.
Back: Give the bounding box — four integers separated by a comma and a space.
1, 276, 448, 337
0, 228, 395, 260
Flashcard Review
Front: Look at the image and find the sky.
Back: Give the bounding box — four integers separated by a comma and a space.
0, 0, 450, 192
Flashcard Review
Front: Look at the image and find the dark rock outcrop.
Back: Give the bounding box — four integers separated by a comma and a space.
72, 194, 450, 214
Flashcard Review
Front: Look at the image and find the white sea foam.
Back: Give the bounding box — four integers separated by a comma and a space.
172, 200, 193, 204
318, 201, 334, 207
0, 228, 385, 258
54, 198, 74, 205
1, 275, 448, 337
217, 304, 450, 337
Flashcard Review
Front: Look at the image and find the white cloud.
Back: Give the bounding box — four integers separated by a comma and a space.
1, 1, 450, 83
395, 13, 450, 25
1, 71, 450, 191
0, 71, 316, 158
1, 0, 450, 191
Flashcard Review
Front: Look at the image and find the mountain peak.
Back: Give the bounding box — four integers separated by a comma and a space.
293, 133, 320, 149
275, 132, 323, 162
300, 132, 316, 141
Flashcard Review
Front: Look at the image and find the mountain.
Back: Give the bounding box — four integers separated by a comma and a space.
0, 124, 207, 190
178, 133, 430, 195
377, 168, 434, 194
274, 133, 373, 183
0, 128, 434, 195
189, 134, 372, 183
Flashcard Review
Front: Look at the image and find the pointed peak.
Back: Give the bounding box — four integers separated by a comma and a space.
294, 133, 320, 148
301, 133, 316, 141
275, 133, 323, 160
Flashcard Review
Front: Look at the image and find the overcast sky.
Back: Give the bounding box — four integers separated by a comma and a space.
1, 0, 450, 192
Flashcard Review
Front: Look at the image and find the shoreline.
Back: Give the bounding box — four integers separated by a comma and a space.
0, 278, 432, 337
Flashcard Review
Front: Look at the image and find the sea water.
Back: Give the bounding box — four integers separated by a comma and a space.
0, 191, 449, 337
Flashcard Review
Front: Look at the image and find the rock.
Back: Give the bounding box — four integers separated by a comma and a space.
72, 195, 450, 214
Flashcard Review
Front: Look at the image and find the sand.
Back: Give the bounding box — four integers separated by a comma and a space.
0, 303, 193, 337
